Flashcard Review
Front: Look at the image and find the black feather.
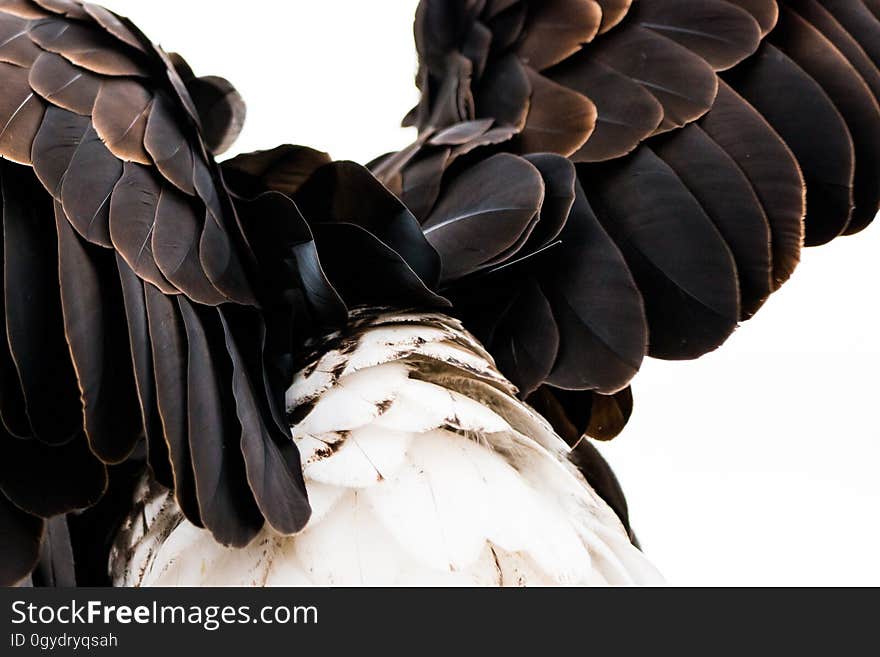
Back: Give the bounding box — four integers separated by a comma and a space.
1, 161, 81, 444
0, 493, 43, 587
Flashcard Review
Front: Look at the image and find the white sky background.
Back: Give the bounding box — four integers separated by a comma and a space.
105, 0, 880, 586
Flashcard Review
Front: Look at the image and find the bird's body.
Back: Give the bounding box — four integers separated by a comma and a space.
112, 311, 660, 586
1, 0, 879, 587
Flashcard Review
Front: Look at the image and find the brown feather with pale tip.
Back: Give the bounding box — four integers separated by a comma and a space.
92, 79, 153, 165
0, 12, 42, 65
517, 0, 601, 71
594, 0, 631, 33
633, 0, 763, 71
724, 0, 779, 36
28, 51, 101, 115
109, 163, 178, 295
28, 16, 148, 77
520, 67, 596, 155
0, 61, 45, 164
725, 43, 855, 246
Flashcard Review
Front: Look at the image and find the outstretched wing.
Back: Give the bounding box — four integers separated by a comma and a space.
373, 0, 880, 442
0, 0, 310, 586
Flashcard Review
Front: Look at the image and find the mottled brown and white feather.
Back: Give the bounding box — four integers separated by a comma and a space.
110, 310, 661, 587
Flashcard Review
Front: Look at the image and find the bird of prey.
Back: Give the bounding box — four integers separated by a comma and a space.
0, 0, 878, 586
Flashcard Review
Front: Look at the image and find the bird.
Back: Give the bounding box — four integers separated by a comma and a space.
0, 0, 878, 586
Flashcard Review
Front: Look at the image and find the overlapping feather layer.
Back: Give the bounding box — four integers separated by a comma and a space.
370, 0, 880, 442
111, 310, 660, 587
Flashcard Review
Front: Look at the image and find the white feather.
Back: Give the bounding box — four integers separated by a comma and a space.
295, 362, 409, 435
288, 490, 408, 586
303, 425, 414, 488
373, 378, 511, 434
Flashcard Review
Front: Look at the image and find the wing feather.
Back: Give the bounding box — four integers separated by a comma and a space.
386, 0, 880, 442
0, 0, 306, 585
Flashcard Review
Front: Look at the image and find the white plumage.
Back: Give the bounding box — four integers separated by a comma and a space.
110, 311, 662, 586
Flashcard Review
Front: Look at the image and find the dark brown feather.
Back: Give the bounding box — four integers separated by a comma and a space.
116, 255, 173, 488
219, 308, 310, 535
0, 61, 45, 164
294, 161, 442, 287
0, 11, 41, 66
81, 2, 147, 54
540, 179, 647, 391
653, 124, 773, 318
0, 493, 43, 587
529, 385, 634, 443
1, 161, 82, 444
547, 52, 663, 162
771, 7, 880, 236
109, 163, 176, 294
0, 325, 30, 439
0, 165, 30, 440
28, 51, 100, 115
143, 93, 196, 195
32, 108, 122, 247
236, 191, 346, 327
398, 147, 451, 220
699, 82, 804, 290
786, 1, 880, 109
0, 0, 49, 20
222, 145, 332, 198
191, 158, 256, 306
32, 516, 77, 587
54, 202, 142, 464
517, 0, 600, 71
580, 148, 740, 360
634, 0, 763, 71
185, 75, 246, 156
521, 153, 576, 250
485, 1, 527, 50
723, 0, 779, 36
312, 222, 449, 309
490, 278, 560, 396
592, 24, 719, 133
520, 66, 596, 155
474, 53, 530, 127
820, 0, 880, 72
422, 153, 544, 281
32, 0, 88, 20
176, 297, 263, 547
143, 284, 202, 527
30, 105, 89, 193
58, 124, 121, 247
91, 78, 152, 164
0, 429, 107, 518
28, 16, 148, 77
151, 186, 225, 306
595, 0, 632, 33
725, 43, 854, 245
